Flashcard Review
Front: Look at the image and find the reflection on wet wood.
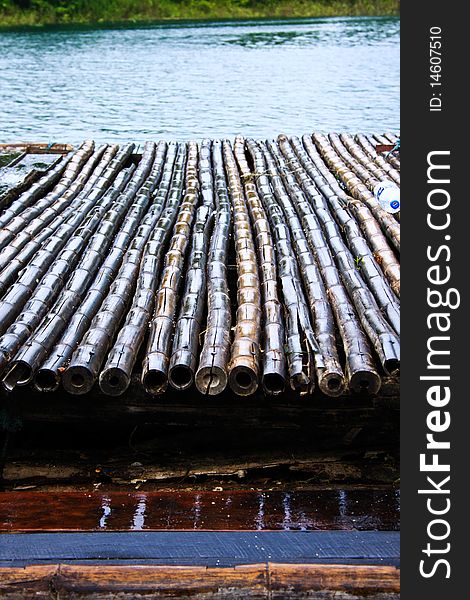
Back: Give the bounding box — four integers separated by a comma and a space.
0, 489, 399, 532
0, 563, 400, 599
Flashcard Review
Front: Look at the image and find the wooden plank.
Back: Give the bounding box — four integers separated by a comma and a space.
0, 563, 400, 599
0, 490, 400, 533
0, 531, 400, 566
0, 143, 73, 154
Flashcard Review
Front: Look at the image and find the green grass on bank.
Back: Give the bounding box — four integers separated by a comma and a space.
0, 1, 399, 27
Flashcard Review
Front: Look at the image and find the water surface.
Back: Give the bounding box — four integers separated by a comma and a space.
0, 17, 399, 143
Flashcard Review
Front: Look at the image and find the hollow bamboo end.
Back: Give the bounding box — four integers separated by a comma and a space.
262, 371, 286, 396
2, 360, 32, 392
34, 368, 60, 393
62, 365, 95, 395
142, 369, 168, 396
350, 370, 381, 395
168, 363, 194, 391
195, 365, 227, 396
228, 365, 258, 397
99, 368, 130, 397
319, 371, 346, 398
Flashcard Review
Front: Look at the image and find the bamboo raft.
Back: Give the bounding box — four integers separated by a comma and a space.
0, 134, 400, 399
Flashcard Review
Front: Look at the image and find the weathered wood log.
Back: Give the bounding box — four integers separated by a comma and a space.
246, 139, 344, 397
195, 140, 232, 395
223, 140, 261, 396
35, 142, 170, 393
233, 137, 286, 396
301, 135, 400, 298
313, 133, 400, 252
102, 143, 192, 396
61, 144, 184, 396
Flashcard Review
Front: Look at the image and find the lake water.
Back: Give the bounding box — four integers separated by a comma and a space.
0, 17, 399, 144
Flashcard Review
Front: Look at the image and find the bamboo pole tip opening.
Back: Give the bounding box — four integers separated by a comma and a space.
34, 368, 60, 393
195, 366, 227, 396
168, 364, 193, 391
319, 372, 346, 398
228, 365, 258, 397
350, 370, 382, 396
62, 366, 95, 396
2, 360, 32, 392
142, 369, 168, 396
99, 368, 129, 397
262, 372, 286, 396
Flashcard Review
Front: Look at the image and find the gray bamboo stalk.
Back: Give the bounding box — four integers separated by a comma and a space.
62, 143, 183, 396
35, 142, 171, 392
370, 134, 400, 170
168, 139, 215, 391
102, 142, 195, 396
0, 145, 128, 300
0, 144, 134, 336
0, 159, 137, 383
312, 133, 400, 252
349, 134, 400, 185
223, 140, 261, 396
233, 136, 286, 396
285, 135, 400, 333
0, 141, 95, 252
2, 147, 160, 390
301, 134, 400, 298
256, 143, 379, 393
267, 139, 399, 379
245, 142, 324, 394
195, 140, 232, 396
247, 139, 344, 397
0, 144, 109, 275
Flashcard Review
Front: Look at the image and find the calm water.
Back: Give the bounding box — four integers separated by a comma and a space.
0, 17, 399, 143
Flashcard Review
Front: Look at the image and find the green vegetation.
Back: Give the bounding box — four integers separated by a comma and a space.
0, 1, 399, 27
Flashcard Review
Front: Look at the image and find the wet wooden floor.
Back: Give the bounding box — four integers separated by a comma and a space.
0, 489, 399, 532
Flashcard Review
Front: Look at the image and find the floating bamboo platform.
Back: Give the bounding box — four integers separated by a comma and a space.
0, 134, 400, 400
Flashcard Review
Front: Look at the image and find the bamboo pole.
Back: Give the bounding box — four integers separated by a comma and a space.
0, 141, 95, 252
257, 141, 379, 393
168, 140, 215, 391
301, 134, 400, 298
339, 133, 400, 186
35, 142, 171, 393
0, 145, 110, 276
268, 139, 400, 379
371, 134, 400, 170
195, 140, 232, 396
233, 137, 286, 396
61, 144, 185, 396
312, 133, 400, 252
0, 157, 137, 386
3, 143, 165, 390
285, 136, 400, 333
244, 142, 323, 395
102, 142, 195, 396
247, 139, 344, 397
348, 134, 400, 185
0, 144, 134, 336
223, 140, 261, 396
0, 148, 74, 218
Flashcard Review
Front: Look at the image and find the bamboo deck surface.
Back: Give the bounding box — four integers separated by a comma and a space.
0, 133, 399, 401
